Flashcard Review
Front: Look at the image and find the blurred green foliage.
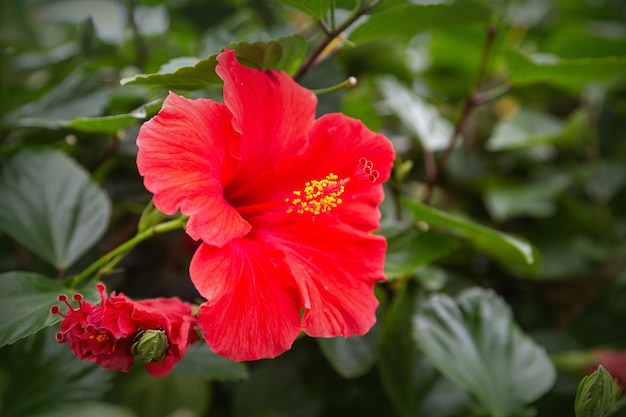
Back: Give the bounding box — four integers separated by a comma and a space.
1, 0, 626, 416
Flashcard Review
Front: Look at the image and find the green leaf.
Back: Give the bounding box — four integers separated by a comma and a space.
117, 370, 210, 417
233, 349, 322, 417
484, 175, 571, 222
172, 343, 248, 381
349, 0, 492, 44
486, 107, 565, 151
401, 198, 539, 274
275, 0, 330, 19
1, 69, 111, 129
55, 403, 137, 417
414, 288, 556, 416
121, 56, 220, 89
385, 228, 459, 280
504, 48, 626, 90
0, 272, 66, 348
317, 321, 380, 379
378, 76, 454, 151
0, 149, 112, 269
0, 326, 114, 417
378, 280, 468, 417
63, 99, 163, 133
121, 35, 306, 88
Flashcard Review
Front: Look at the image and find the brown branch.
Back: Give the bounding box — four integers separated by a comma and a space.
422, 25, 501, 204
294, 1, 381, 80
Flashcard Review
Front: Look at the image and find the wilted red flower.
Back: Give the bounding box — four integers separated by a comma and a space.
52, 284, 198, 376
136, 49, 395, 361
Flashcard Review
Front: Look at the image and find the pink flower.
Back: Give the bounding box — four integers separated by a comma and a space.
136, 48, 395, 361
52, 284, 198, 376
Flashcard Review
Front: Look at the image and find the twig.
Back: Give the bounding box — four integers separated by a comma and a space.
294, 0, 381, 80
422, 25, 502, 203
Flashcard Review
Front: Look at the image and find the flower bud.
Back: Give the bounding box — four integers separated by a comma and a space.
574, 365, 620, 417
132, 329, 169, 363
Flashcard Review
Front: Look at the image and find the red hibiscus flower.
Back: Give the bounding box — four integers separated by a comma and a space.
52, 284, 198, 376
136, 48, 395, 361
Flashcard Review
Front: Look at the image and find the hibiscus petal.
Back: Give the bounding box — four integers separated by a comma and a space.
215, 49, 317, 177
136, 92, 250, 247
191, 240, 303, 361
266, 223, 386, 338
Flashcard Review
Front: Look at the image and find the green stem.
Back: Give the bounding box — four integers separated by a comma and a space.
67, 216, 187, 289
312, 76, 357, 95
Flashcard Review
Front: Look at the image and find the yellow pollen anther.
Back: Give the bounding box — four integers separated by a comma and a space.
286, 173, 345, 216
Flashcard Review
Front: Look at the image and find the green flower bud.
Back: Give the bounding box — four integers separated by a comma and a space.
132, 329, 169, 363
574, 365, 621, 417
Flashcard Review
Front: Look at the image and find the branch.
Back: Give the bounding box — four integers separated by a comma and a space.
294, 1, 381, 80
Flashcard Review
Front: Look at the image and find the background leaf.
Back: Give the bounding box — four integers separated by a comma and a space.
0, 272, 65, 348
116, 369, 211, 417
275, 0, 330, 19
317, 321, 380, 379
401, 198, 539, 274
504, 48, 626, 90
378, 76, 455, 152
121, 35, 306, 88
414, 288, 556, 416
349, 0, 492, 44
0, 326, 114, 417
384, 228, 459, 280
378, 281, 469, 417
0, 149, 111, 270
171, 343, 248, 381
486, 107, 565, 151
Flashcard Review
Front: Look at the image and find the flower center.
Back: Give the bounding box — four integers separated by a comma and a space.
235, 158, 379, 217
286, 173, 345, 215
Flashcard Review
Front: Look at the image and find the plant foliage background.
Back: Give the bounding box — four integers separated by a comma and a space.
1, 0, 626, 416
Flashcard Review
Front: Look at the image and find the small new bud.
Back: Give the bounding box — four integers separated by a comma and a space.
574, 365, 621, 417
132, 329, 169, 363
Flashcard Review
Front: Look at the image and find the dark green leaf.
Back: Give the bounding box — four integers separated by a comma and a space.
504, 48, 626, 90
121, 56, 220, 89
401, 198, 539, 274
275, 0, 330, 19
0, 149, 112, 269
415, 288, 556, 416
48, 402, 137, 417
0, 326, 114, 417
349, 0, 492, 44
121, 35, 306, 89
379, 281, 468, 417
385, 228, 459, 280
172, 343, 248, 381
317, 321, 380, 379
0, 272, 65, 348
1, 69, 111, 129
64, 99, 163, 133
56, 403, 137, 417
233, 349, 322, 417
117, 369, 210, 417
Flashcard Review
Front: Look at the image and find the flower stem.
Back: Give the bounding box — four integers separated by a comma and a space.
312, 76, 357, 95
66, 216, 188, 289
